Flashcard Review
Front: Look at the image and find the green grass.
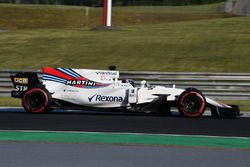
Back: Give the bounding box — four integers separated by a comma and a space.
0, 3, 229, 30
114, 3, 224, 14
0, 16, 250, 72
0, 4, 101, 30
0, 97, 21, 107
1, 3, 248, 72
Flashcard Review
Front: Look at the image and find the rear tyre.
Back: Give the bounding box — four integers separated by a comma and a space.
22, 86, 51, 113
177, 88, 206, 118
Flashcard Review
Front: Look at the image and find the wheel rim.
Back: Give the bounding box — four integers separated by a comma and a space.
27, 91, 45, 110
180, 92, 205, 117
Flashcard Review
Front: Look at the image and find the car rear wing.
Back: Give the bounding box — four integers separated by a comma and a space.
10, 72, 40, 98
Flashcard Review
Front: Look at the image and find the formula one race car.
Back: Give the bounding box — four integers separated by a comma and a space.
10, 67, 240, 118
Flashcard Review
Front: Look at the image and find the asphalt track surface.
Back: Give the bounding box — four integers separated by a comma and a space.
0, 108, 250, 167
1, 142, 250, 167
0, 108, 250, 137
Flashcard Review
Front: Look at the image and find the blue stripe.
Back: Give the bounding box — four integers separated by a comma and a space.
64, 68, 81, 78
43, 77, 66, 84
57, 68, 79, 78
43, 74, 67, 82
43, 74, 67, 84
57, 68, 76, 78
43, 76, 66, 82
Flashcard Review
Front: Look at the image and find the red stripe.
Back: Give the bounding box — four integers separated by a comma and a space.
103, 0, 107, 26
42, 67, 74, 80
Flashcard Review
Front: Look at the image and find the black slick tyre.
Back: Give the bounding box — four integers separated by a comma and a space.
177, 88, 206, 118
22, 86, 51, 113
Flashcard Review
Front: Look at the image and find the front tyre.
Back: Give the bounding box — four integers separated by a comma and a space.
177, 88, 206, 118
22, 86, 51, 113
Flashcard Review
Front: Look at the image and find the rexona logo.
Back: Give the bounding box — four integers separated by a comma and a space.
88, 94, 123, 103
67, 80, 96, 86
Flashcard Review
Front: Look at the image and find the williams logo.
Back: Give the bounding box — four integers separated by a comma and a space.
88, 94, 123, 102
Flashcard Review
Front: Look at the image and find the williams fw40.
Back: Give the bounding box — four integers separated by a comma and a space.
11, 67, 240, 118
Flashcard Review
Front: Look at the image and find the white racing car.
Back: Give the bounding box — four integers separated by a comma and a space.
11, 67, 240, 118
